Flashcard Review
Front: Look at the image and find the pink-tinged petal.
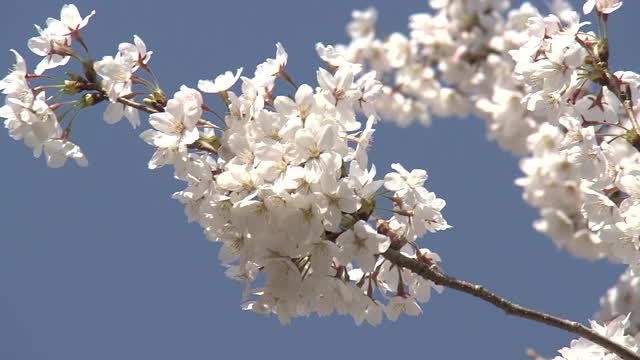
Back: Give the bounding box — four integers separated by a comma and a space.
164, 98, 184, 122
149, 112, 177, 134
600, 1, 623, 14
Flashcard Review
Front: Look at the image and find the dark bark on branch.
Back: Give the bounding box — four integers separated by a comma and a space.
382, 249, 640, 360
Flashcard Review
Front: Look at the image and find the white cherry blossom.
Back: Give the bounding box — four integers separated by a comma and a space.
336, 220, 390, 271
198, 68, 243, 94
140, 93, 200, 153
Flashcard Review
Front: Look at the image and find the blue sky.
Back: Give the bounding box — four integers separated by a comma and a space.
1, 1, 637, 359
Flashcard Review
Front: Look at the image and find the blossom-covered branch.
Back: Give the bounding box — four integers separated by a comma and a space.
327, 0, 640, 272
2, 1, 639, 360
383, 248, 640, 360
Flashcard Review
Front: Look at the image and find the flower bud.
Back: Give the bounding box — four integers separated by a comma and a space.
624, 129, 640, 152
357, 198, 376, 220
81, 93, 104, 107
63, 80, 82, 95
152, 88, 167, 107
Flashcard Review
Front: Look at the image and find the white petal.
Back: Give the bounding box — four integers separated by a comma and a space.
103, 103, 124, 124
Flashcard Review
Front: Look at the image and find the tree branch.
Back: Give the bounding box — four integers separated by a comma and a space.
382, 249, 640, 360
116, 97, 158, 114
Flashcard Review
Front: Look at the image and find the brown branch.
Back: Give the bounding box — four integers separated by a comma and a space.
116, 97, 158, 114
115, 97, 219, 155
382, 249, 640, 360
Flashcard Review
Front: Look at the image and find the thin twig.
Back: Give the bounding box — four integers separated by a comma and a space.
116, 97, 158, 114
382, 249, 640, 360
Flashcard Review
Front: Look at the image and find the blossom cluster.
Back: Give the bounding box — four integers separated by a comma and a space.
154, 44, 450, 324
2, 1, 639, 359
327, 0, 640, 270
322, 0, 552, 154
596, 268, 640, 337
511, 4, 640, 270
327, 0, 639, 356
0, 4, 154, 167
552, 315, 639, 360
0, 5, 92, 167
1, 4, 451, 324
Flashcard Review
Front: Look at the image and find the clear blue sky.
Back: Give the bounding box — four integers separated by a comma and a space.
1, 1, 637, 359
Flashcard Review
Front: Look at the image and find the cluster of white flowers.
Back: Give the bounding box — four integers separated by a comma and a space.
93, 34, 152, 128
552, 315, 639, 360
2, 1, 639, 358
0, 4, 154, 167
0, 5, 93, 167
328, 0, 640, 356
597, 268, 640, 337
329, 0, 640, 269
144, 43, 451, 324
323, 0, 557, 154
510, 2, 640, 270
1, 4, 451, 324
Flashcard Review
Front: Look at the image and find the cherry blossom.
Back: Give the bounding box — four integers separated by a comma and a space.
4, 3, 640, 358
140, 92, 200, 152
43, 139, 88, 168
583, 0, 623, 15
27, 4, 95, 75
553, 315, 638, 360
336, 220, 390, 272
